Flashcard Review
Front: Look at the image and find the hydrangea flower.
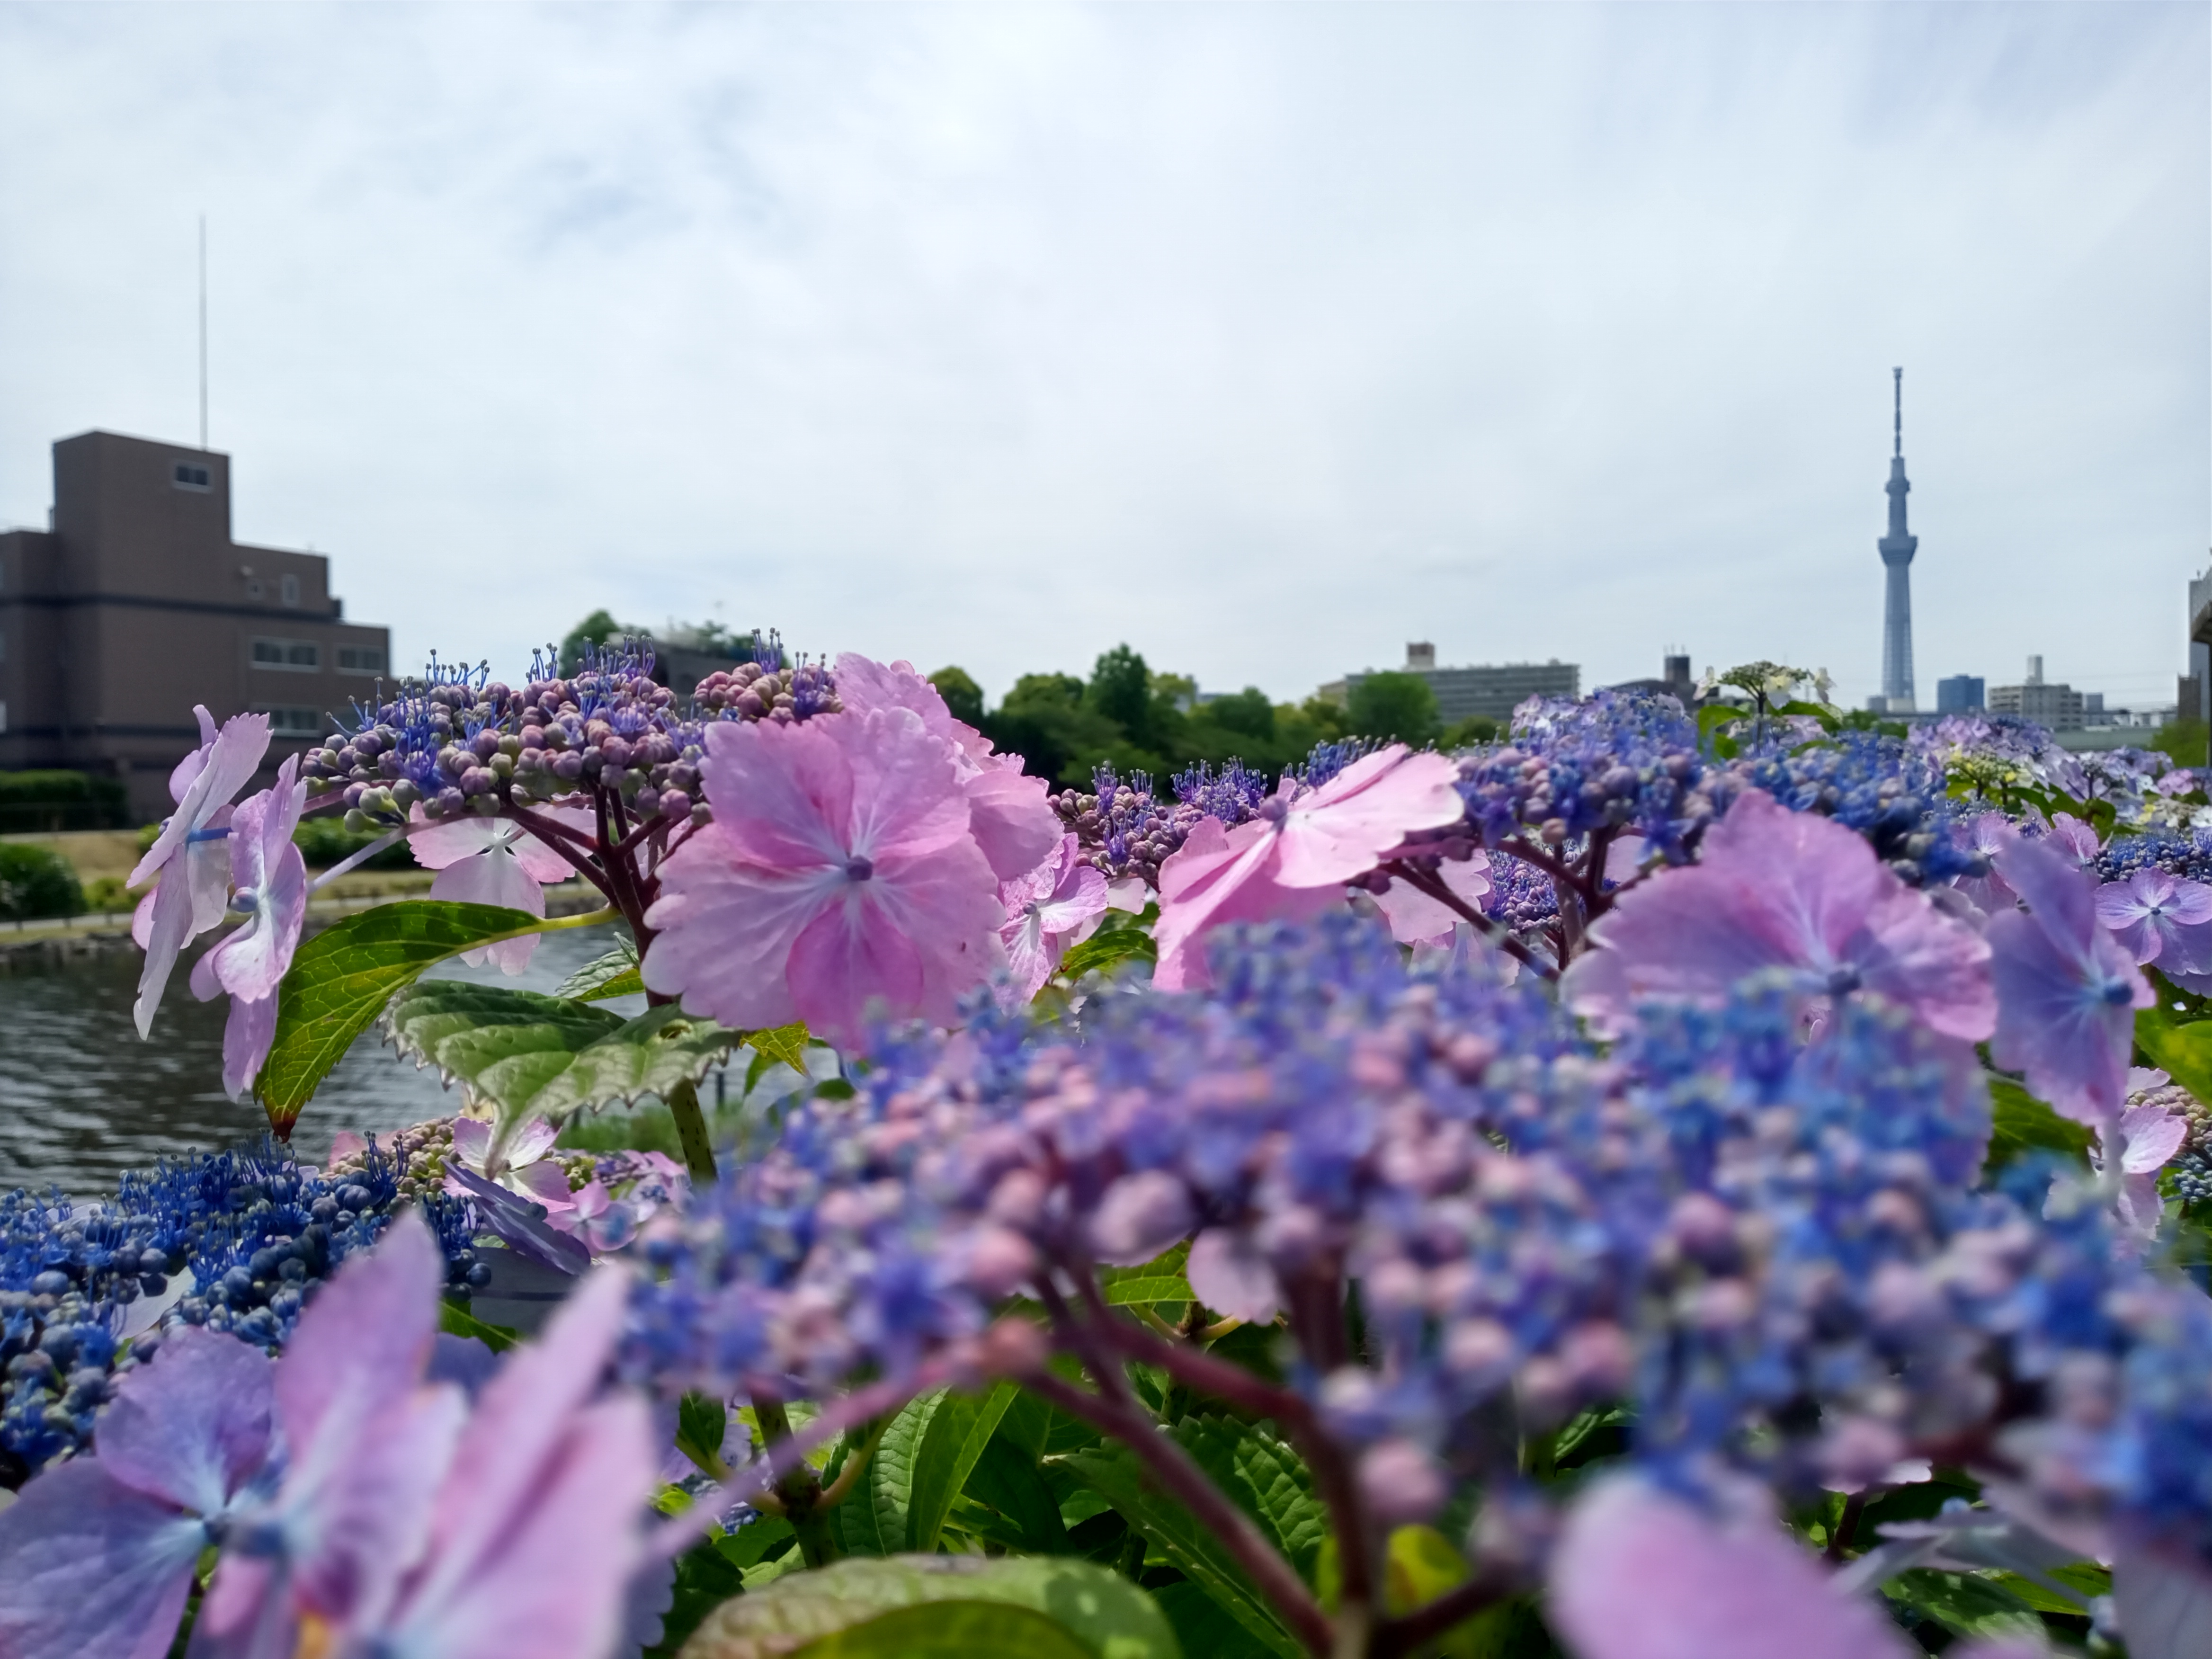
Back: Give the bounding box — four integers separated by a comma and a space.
2097, 869, 2212, 975
1561, 788, 1995, 1042
1369, 852, 1493, 945
1151, 745, 1464, 990
642, 706, 1005, 1043
408, 806, 591, 973
1989, 836, 2152, 1124
127, 709, 271, 1037
186, 755, 309, 1100
997, 834, 1109, 1000
832, 653, 1060, 882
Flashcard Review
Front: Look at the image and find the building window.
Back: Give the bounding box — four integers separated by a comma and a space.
173, 463, 212, 491
255, 705, 324, 737
336, 646, 384, 674
280, 573, 301, 607
251, 638, 320, 671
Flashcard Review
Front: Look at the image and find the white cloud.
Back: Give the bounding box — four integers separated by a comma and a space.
0, 1, 2202, 712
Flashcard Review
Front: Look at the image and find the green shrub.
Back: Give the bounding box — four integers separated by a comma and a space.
0, 843, 85, 920
0, 770, 129, 833
81, 875, 134, 913
294, 817, 417, 872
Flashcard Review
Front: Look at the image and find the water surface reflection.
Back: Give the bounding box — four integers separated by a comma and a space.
0, 926, 642, 1199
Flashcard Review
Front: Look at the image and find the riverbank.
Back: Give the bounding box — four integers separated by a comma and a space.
0, 876, 606, 971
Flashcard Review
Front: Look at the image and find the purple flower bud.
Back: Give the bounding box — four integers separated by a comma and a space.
658, 789, 691, 819
470, 730, 500, 761
459, 767, 495, 797
602, 737, 632, 769
735, 690, 765, 718
436, 787, 465, 816
553, 752, 584, 781
342, 784, 366, 808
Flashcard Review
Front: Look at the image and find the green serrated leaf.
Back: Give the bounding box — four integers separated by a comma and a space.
645, 1534, 748, 1659
967, 1431, 1075, 1555
2138, 986, 2212, 1108
1059, 925, 1159, 983
1058, 1443, 1302, 1657
1879, 1569, 2045, 1641
745, 1022, 811, 1073
678, 1555, 1179, 1659
714, 1515, 795, 1572
1170, 1416, 1327, 1585
384, 981, 744, 1153
677, 1392, 730, 1478
1985, 1076, 2094, 1172
1697, 703, 1745, 738
437, 1296, 517, 1354
256, 901, 544, 1130
553, 936, 642, 1001
908, 1382, 1017, 1554
838, 1393, 946, 1559
1101, 1242, 1193, 1307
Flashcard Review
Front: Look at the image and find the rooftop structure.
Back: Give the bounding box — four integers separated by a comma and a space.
1878, 367, 1919, 712
1988, 655, 2083, 732
1935, 675, 1984, 715
0, 430, 392, 822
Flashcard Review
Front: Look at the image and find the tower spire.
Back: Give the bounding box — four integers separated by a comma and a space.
1878, 366, 1918, 710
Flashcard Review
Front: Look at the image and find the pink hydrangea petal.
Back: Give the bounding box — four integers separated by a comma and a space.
2120, 1104, 2188, 1174
1186, 1229, 1284, 1323
1272, 747, 1467, 889
448, 1117, 492, 1169
698, 718, 860, 871
964, 763, 1061, 881
1549, 1475, 1911, 1659
511, 1160, 577, 1215
787, 891, 927, 1040
220, 995, 279, 1103
830, 652, 956, 742
1989, 838, 2150, 1124
133, 868, 202, 1039
129, 714, 270, 890
276, 1212, 444, 1462
505, 808, 595, 885
1373, 854, 1493, 946
2114, 1538, 2212, 1659
165, 706, 221, 806
505, 1116, 563, 1169
642, 839, 821, 1032
96, 1328, 274, 1516
431, 849, 547, 973
0, 1458, 208, 1659
377, 1394, 653, 1659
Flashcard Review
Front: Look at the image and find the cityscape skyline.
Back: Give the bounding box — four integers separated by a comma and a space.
0, 5, 2201, 712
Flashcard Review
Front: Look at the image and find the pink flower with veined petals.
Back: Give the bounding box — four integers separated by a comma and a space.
642, 706, 1005, 1044
408, 805, 590, 973
1561, 789, 1996, 1042
1371, 853, 1493, 946
998, 834, 1109, 1001
1951, 811, 2019, 916
187, 755, 309, 1099
2096, 868, 2212, 973
2048, 811, 2101, 866
128, 708, 271, 1037
1152, 746, 1466, 991
833, 653, 1060, 880
1549, 1474, 1912, 1659
1988, 836, 2152, 1125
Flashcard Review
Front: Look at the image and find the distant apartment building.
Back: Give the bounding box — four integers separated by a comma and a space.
1323, 644, 1579, 723
1936, 675, 1985, 715
0, 430, 392, 823
1987, 656, 2084, 731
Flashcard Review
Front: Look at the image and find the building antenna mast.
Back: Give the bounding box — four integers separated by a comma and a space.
1892, 366, 1902, 458
197, 214, 208, 452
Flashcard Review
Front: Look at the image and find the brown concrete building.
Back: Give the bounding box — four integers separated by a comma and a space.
0, 431, 392, 823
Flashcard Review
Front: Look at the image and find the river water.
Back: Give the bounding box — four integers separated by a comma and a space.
0, 925, 645, 1200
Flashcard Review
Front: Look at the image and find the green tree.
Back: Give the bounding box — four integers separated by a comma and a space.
928, 667, 987, 727
986, 674, 1129, 787
1201, 687, 1275, 743
1438, 714, 1499, 750
560, 609, 631, 675
1347, 672, 1440, 746
1087, 645, 1154, 742
0, 843, 84, 920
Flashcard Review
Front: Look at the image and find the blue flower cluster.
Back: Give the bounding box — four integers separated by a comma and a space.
2096, 827, 2212, 887
0, 1137, 476, 1487
624, 913, 2212, 1561
1455, 690, 1726, 862
1722, 729, 1978, 886
304, 633, 840, 829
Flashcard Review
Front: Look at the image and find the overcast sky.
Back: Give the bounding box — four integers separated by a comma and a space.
1, 2, 2203, 712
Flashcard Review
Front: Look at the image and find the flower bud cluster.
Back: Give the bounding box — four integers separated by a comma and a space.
304, 638, 839, 828
1052, 744, 1361, 884
2094, 827, 2212, 888
1456, 691, 1730, 860
0, 1136, 478, 1486
624, 915, 2212, 1563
